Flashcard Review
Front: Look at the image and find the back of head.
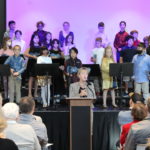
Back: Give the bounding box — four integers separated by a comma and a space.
145, 144, 150, 150
130, 93, 143, 104
19, 97, 35, 114
131, 103, 147, 121
2, 103, 19, 120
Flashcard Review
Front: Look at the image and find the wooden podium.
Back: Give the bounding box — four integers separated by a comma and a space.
67, 98, 94, 150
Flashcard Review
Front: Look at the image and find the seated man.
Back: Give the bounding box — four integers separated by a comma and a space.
18, 97, 48, 147
124, 98, 150, 150
2, 102, 41, 150
118, 92, 143, 126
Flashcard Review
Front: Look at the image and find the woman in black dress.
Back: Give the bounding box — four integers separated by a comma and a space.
24, 34, 42, 97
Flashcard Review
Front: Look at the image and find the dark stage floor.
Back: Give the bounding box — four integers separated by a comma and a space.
34, 106, 125, 150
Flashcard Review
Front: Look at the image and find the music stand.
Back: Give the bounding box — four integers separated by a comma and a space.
52, 58, 65, 66
82, 64, 101, 77
0, 65, 10, 76
109, 63, 134, 106
0, 56, 9, 64
35, 64, 59, 107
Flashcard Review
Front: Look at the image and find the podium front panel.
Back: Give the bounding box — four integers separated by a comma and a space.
71, 106, 91, 150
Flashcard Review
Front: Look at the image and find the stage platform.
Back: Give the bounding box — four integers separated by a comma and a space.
35, 107, 123, 150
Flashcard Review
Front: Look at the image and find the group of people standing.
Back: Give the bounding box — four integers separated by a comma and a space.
1, 19, 150, 108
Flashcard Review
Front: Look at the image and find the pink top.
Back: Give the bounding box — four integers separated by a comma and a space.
0, 49, 14, 56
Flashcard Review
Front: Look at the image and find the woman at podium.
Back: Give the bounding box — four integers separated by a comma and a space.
69, 67, 96, 98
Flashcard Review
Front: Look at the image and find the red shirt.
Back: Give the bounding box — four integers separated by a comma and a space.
120, 120, 139, 146
114, 31, 128, 49
133, 39, 140, 47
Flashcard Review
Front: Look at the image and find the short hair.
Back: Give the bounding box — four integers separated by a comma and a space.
98, 22, 104, 28
15, 30, 22, 35
13, 45, 21, 51
137, 42, 146, 49
130, 30, 138, 35
95, 37, 102, 42
125, 35, 134, 42
130, 93, 143, 103
8, 20, 16, 27
2, 103, 19, 119
36, 21, 45, 27
131, 104, 147, 121
19, 97, 35, 114
119, 21, 126, 26
69, 47, 78, 55
63, 21, 70, 26
77, 67, 90, 77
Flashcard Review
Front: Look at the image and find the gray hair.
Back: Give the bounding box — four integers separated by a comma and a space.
2, 102, 19, 120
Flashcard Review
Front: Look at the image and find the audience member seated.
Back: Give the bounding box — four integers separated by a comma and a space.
2, 102, 41, 150
4, 20, 16, 40
118, 93, 143, 126
124, 98, 150, 150
120, 104, 147, 149
18, 97, 48, 147
0, 108, 18, 150
12, 30, 26, 54
146, 144, 150, 150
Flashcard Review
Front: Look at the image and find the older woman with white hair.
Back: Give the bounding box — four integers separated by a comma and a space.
0, 107, 18, 150
69, 67, 96, 98
2, 102, 41, 150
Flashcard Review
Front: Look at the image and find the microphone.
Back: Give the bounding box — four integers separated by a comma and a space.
86, 80, 91, 86
86, 80, 95, 98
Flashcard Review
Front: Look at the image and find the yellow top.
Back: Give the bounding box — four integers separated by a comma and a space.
101, 57, 114, 90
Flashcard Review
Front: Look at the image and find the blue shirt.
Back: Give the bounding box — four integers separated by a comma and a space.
132, 53, 150, 83
4, 55, 25, 74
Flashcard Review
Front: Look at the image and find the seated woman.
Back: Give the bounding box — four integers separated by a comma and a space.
120, 103, 147, 149
69, 67, 96, 98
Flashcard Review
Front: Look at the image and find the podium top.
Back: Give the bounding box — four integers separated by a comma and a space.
66, 97, 95, 100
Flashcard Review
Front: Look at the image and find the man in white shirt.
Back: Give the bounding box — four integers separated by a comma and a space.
91, 37, 104, 95
12, 30, 26, 54
2, 102, 41, 150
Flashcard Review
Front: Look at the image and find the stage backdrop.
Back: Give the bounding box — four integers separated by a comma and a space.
7, 0, 150, 63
